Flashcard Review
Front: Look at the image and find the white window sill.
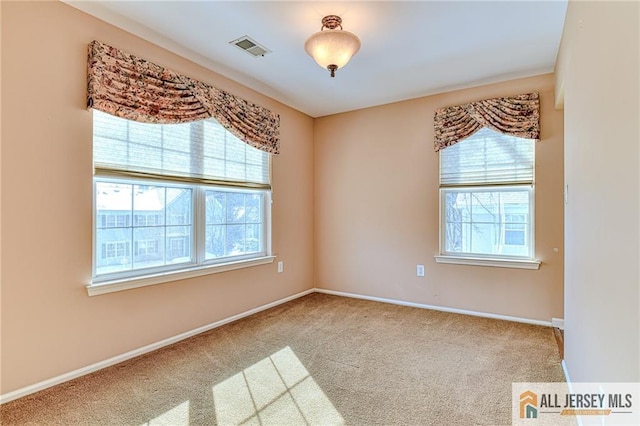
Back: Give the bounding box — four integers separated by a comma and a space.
86, 256, 276, 296
433, 255, 540, 270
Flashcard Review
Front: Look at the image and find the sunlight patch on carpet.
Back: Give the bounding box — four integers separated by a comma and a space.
213, 346, 344, 425
140, 400, 189, 425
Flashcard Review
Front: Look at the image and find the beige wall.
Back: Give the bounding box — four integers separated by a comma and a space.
556, 1, 639, 381
314, 74, 564, 322
0, 1, 314, 394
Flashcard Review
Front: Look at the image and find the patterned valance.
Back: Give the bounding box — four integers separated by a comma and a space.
87, 40, 280, 154
433, 92, 540, 152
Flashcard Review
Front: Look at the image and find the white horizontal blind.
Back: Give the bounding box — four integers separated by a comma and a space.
93, 110, 270, 188
440, 127, 534, 186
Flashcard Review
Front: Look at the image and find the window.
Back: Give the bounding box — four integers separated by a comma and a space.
92, 110, 272, 286
438, 127, 536, 265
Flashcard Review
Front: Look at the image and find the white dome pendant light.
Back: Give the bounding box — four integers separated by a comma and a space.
305, 15, 361, 78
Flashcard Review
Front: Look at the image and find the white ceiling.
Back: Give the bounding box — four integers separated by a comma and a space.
66, 1, 568, 118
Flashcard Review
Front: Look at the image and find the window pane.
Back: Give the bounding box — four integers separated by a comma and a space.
204, 190, 264, 261
246, 194, 262, 223
445, 222, 463, 252
442, 188, 531, 258
206, 191, 226, 225
96, 230, 132, 274
96, 182, 132, 223
226, 193, 245, 224
133, 227, 165, 269
225, 224, 245, 256
504, 213, 527, 248
469, 223, 500, 255
469, 192, 500, 222
505, 230, 525, 246
246, 224, 262, 253
95, 180, 193, 277
166, 188, 192, 225
167, 227, 191, 263
206, 224, 225, 258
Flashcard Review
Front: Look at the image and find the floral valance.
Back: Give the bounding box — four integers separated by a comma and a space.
433, 92, 540, 152
87, 40, 280, 154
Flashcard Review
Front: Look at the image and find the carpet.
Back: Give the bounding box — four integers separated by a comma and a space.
0, 293, 564, 425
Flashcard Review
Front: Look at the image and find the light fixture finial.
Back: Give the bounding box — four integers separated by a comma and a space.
305, 15, 361, 78
321, 15, 342, 30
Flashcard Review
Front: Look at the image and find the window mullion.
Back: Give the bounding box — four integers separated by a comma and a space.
529, 186, 535, 258
129, 183, 134, 272
469, 193, 473, 252
194, 186, 205, 265
159, 187, 164, 267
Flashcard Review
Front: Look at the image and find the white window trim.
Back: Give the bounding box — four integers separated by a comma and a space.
87, 255, 276, 296
433, 255, 540, 270
93, 177, 273, 288
439, 185, 537, 266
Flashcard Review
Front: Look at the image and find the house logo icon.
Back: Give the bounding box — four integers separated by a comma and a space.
520, 390, 538, 419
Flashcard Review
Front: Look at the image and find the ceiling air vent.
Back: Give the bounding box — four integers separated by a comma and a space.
229, 36, 272, 57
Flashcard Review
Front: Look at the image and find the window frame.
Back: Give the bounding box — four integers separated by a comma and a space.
435, 131, 540, 270
90, 176, 274, 295
438, 184, 536, 259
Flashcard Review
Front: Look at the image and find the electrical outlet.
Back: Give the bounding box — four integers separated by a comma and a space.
277, 261, 284, 273
417, 264, 425, 277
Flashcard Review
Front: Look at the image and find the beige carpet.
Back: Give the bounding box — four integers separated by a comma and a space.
0, 293, 564, 425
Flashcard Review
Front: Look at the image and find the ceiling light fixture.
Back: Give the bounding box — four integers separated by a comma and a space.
304, 15, 361, 78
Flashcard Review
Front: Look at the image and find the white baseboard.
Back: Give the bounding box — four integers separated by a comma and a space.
314, 288, 554, 327
552, 317, 565, 330
560, 360, 582, 426
0, 288, 315, 405
0, 287, 557, 405
561, 359, 572, 384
